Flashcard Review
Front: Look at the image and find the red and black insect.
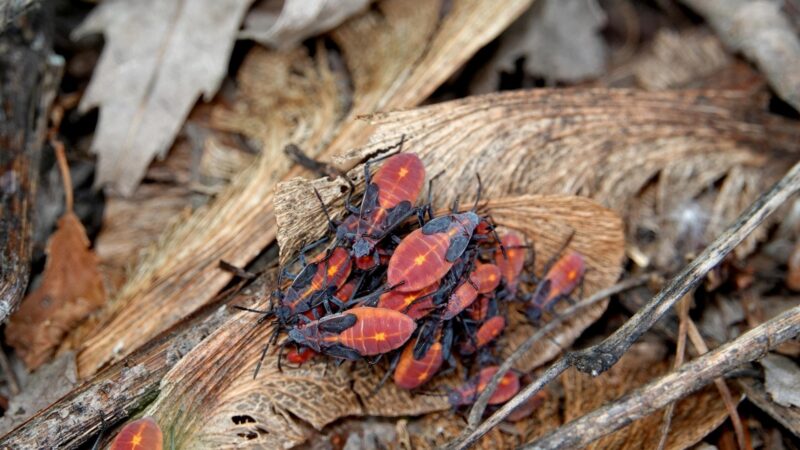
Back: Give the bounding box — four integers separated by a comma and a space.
275, 246, 352, 322
460, 315, 505, 354
288, 306, 416, 360
377, 281, 439, 319
110, 417, 163, 450
495, 231, 526, 296
526, 250, 586, 322
331, 151, 426, 270
393, 335, 444, 389
448, 366, 520, 407
443, 262, 501, 320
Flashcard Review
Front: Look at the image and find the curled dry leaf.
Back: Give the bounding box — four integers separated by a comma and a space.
143, 195, 622, 448
74, 0, 253, 195
680, 0, 800, 112
561, 342, 740, 450
70, 0, 533, 378
6, 213, 105, 370
473, 0, 607, 93
760, 353, 800, 408
241, 0, 371, 49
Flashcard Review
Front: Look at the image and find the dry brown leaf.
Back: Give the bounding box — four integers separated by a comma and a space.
760, 353, 800, 408
142, 195, 621, 448
632, 29, 730, 90
313, 89, 796, 272
680, 0, 800, 112
473, 0, 607, 93
562, 342, 740, 450
74, 0, 253, 195
241, 0, 371, 48
71, 0, 532, 378
6, 213, 105, 370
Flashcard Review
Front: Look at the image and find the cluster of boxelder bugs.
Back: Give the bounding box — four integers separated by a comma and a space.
240, 148, 587, 413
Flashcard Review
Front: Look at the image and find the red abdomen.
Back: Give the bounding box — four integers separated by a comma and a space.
327, 307, 416, 355
372, 153, 426, 209
388, 230, 452, 292
286, 346, 317, 365
110, 417, 163, 450
443, 281, 478, 320
471, 263, 502, 293
462, 316, 505, 354
377, 282, 438, 319
544, 251, 585, 301
393, 340, 444, 389
495, 231, 526, 294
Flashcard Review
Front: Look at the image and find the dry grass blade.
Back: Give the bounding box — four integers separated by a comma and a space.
69, 0, 532, 379
143, 195, 623, 448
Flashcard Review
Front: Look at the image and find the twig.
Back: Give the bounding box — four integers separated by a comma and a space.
465, 275, 651, 428
568, 161, 800, 376
447, 160, 800, 449
521, 304, 800, 449
656, 293, 691, 450
686, 318, 751, 450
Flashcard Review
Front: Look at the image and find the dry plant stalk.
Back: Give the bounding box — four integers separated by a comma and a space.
68, 0, 533, 379
448, 160, 800, 449
141, 195, 623, 449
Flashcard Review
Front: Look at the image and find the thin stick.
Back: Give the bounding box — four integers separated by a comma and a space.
656, 293, 691, 450
447, 160, 800, 449
686, 318, 751, 450
465, 275, 651, 428
520, 305, 800, 449
569, 161, 800, 378
51, 138, 73, 212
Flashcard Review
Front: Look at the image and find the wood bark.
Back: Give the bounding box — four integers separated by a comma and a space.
0, 2, 60, 323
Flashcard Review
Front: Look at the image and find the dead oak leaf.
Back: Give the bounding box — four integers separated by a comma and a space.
241, 0, 372, 49
73, 0, 253, 196
6, 213, 105, 370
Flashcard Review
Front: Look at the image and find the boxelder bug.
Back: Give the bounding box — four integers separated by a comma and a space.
377, 281, 439, 319
277, 246, 352, 321
495, 231, 526, 296
332, 152, 426, 270
526, 250, 586, 322
460, 315, 506, 354
393, 338, 444, 390
288, 307, 416, 360
110, 417, 163, 450
442, 261, 500, 320
448, 366, 520, 406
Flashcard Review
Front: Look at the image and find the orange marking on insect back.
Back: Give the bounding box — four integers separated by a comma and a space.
110, 417, 163, 450
471, 263, 502, 294
326, 307, 416, 355
388, 229, 452, 292
544, 251, 585, 301
378, 282, 439, 320
495, 232, 526, 294
373, 153, 425, 209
